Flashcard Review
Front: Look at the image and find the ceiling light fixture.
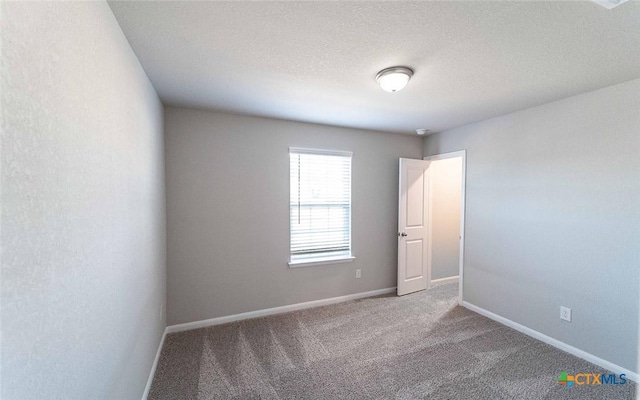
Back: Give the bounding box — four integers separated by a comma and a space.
590, 0, 628, 9
416, 129, 429, 136
375, 66, 413, 93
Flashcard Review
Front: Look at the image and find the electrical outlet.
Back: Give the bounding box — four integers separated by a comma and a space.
355, 269, 361, 279
560, 306, 571, 322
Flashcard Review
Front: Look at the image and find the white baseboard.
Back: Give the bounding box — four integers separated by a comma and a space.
430, 275, 459, 286
462, 301, 639, 383
166, 287, 397, 334
141, 329, 167, 400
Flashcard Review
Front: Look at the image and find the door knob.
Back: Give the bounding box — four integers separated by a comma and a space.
398, 232, 408, 237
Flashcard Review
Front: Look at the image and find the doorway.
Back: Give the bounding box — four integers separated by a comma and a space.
424, 151, 466, 304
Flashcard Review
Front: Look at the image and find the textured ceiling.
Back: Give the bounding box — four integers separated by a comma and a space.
108, 1, 640, 134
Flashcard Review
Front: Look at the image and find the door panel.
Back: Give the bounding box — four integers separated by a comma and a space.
406, 167, 425, 227
397, 158, 430, 296
405, 239, 424, 280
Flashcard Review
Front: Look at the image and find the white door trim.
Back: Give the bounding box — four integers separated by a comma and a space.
423, 150, 466, 305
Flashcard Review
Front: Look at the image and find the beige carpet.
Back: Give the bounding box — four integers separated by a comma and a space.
149, 283, 636, 399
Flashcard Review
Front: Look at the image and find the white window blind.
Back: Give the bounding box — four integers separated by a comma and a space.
289, 148, 352, 263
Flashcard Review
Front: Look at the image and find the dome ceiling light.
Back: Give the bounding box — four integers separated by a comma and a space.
375, 66, 413, 93
590, 0, 628, 9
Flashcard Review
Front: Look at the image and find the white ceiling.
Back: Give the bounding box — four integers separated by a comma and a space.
108, 1, 640, 135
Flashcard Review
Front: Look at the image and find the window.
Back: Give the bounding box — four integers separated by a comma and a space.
289, 148, 354, 266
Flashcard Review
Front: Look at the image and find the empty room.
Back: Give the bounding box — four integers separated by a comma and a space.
2, 1, 639, 399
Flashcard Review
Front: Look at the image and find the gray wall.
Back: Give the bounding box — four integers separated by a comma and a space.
2, 2, 166, 399
430, 157, 462, 281
423, 79, 640, 372
165, 107, 422, 325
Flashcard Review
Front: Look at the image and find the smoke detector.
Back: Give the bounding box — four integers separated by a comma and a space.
416, 129, 429, 136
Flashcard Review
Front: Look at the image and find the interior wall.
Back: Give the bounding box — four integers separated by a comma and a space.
2, 2, 166, 399
423, 78, 640, 373
164, 107, 422, 325
429, 157, 462, 281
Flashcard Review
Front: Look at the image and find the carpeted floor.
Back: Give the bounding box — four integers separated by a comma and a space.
149, 282, 636, 399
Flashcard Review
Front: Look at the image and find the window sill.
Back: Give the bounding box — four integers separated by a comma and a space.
288, 255, 356, 268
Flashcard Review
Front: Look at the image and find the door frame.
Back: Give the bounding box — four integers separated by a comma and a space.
423, 150, 466, 305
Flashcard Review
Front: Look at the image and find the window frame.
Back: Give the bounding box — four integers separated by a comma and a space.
288, 147, 355, 267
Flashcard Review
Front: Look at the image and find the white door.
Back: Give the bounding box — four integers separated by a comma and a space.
397, 158, 430, 296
